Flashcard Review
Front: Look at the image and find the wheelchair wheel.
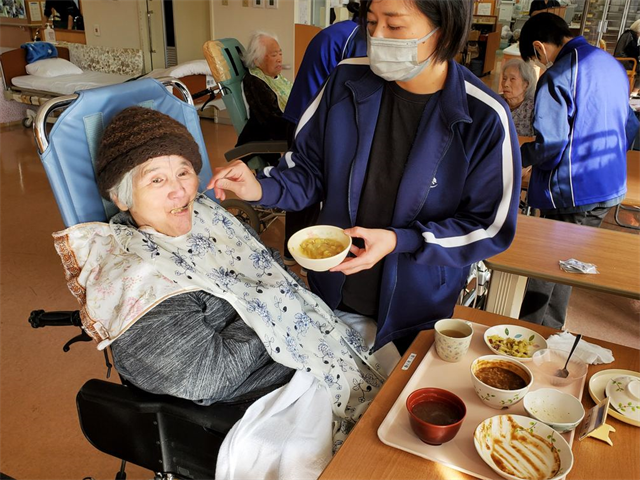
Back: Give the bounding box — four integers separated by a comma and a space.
221, 199, 261, 233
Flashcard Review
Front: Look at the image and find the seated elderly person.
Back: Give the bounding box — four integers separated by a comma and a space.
237, 31, 293, 147
501, 58, 537, 137
614, 19, 640, 84
53, 106, 391, 477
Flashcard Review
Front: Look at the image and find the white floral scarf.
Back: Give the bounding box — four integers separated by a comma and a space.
54, 195, 384, 432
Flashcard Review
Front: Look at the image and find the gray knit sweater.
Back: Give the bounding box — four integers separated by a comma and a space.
110, 213, 297, 404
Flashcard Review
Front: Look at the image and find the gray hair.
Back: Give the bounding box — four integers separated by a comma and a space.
108, 167, 136, 209
502, 58, 537, 99
243, 31, 279, 69
630, 19, 640, 34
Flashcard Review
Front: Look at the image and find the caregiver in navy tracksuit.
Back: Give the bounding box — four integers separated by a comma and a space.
518, 13, 640, 329
211, 0, 522, 352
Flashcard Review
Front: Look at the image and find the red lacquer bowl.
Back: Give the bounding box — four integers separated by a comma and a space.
406, 387, 466, 445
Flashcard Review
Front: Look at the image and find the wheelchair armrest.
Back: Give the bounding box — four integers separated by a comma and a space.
78, 379, 252, 433
224, 140, 289, 162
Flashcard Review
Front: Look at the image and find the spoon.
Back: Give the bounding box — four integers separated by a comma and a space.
555, 333, 582, 378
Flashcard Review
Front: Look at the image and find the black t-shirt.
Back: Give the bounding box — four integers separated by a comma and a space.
44, 0, 80, 18
529, 0, 561, 15
339, 82, 437, 317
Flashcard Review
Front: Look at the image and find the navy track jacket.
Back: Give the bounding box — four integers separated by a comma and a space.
258, 59, 522, 349
522, 36, 640, 211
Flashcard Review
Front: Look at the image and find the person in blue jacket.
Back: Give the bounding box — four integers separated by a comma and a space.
518, 13, 640, 328
281, 5, 368, 266
210, 0, 522, 352
282, 9, 367, 128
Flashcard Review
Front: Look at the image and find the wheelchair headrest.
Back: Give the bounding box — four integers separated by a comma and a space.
38, 78, 215, 228
203, 38, 249, 135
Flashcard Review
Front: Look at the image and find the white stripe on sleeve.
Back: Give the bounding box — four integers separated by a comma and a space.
294, 57, 370, 138
284, 151, 295, 168
421, 81, 515, 248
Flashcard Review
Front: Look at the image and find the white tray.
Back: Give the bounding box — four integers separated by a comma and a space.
377, 322, 585, 480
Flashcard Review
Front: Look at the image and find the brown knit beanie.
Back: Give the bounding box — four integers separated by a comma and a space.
96, 106, 203, 199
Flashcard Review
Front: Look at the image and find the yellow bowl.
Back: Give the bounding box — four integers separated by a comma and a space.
287, 225, 351, 272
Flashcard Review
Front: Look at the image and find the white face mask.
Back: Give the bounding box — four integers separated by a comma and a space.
534, 43, 553, 69
367, 27, 440, 82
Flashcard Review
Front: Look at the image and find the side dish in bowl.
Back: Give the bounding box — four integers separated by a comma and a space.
484, 325, 548, 361
471, 355, 534, 409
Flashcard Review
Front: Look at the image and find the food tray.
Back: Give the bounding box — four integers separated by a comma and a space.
377, 322, 585, 480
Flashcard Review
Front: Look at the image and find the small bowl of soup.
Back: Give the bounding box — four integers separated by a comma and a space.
471, 355, 533, 409
406, 388, 466, 445
287, 225, 351, 272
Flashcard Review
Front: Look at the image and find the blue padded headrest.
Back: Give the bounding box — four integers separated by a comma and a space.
39, 78, 215, 227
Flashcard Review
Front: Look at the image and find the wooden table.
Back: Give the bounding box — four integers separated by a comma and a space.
483, 214, 640, 317
319, 306, 640, 480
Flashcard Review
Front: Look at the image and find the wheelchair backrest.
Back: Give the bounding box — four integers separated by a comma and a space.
35, 78, 215, 228
203, 38, 249, 136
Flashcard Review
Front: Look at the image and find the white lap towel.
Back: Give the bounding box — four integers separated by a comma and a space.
215, 311, 401, 480
216, 371, 333, 480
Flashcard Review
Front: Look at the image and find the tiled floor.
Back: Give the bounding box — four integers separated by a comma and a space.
1, 70, 639, 479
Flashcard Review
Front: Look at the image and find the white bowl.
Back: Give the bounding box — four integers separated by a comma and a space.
484, 324, 548, 361
474, 414, 574, 480
287, 225, 351, 272
524, 388, 585, 433
471, 355, 533, 409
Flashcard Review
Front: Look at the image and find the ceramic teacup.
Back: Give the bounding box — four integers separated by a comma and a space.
434, 318, 473, 362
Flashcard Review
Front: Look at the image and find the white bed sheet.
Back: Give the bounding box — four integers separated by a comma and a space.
11, 71, 132, 95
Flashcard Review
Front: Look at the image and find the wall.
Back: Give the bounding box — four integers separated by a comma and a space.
0, 24, 32, 48
81, 0, 141, 49
174, 0, 211, 62
212, 0, 295, 82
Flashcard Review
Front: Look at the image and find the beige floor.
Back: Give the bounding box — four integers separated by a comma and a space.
1, 76, 639, 479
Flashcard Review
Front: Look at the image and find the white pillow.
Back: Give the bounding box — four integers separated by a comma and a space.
26, 58, 83, 77
168, 60, 211, 78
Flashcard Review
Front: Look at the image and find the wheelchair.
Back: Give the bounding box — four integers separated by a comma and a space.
28, 77, 284, 480
203, 38, 289, 234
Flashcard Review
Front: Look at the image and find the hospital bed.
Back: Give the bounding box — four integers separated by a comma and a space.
0, 44, 219, 128
27, 77, 283, 479
0, 45, 136, 127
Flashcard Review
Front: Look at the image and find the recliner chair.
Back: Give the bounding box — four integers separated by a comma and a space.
28, 77, 284, 480
202, 38, 288, 232
203, 38, 289, 164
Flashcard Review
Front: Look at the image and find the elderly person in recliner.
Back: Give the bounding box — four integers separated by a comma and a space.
53, 107, 388, 445
236, 31, 293, 147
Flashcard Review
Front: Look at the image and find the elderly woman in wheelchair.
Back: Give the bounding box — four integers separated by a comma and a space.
53, 105, 394, 478
94, 106, 295, 404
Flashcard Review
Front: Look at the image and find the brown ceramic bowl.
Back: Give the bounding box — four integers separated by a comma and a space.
406, 388, 466, 445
